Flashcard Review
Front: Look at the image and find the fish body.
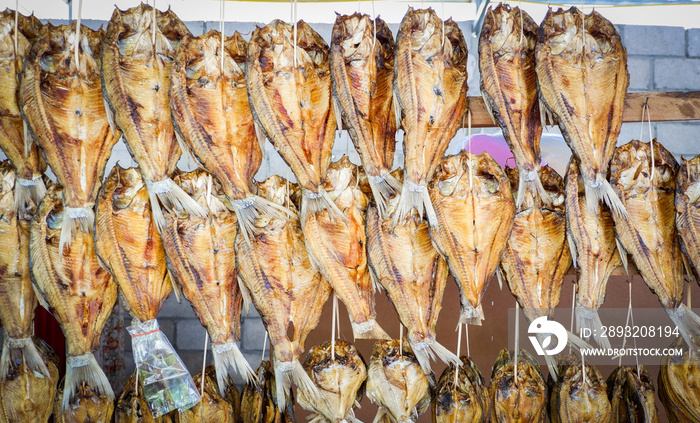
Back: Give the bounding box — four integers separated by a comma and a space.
429, 151, 515, 326
20, 23, 118, 253
171, 30, 286, 242
536, 7, 628, 217
367, 168, 456, 373
96, 165, 172, 323
0, 9, 46, 213
658, 339, 700, 422
489, 349, 546, 423
609, 140, 700, 351
549, 359, 612, 423
160, 169, 253, 390
102, 4, 204, 230
479, 4, 545, 207
53, 381, 114, 423
330, 13, 399, 214
366, 339, 431, 423
606, 366, 658, 423
30, 185, 117, 410
303, 157, 388, 340
393, 8, 468, 227
176, 366, 236, 423
299, 339, 366, 423
677, 154, 700, 282
247, 19, 337, 219
565, 158, 621, 349
114, 374, 174, 423
432, 356, 491, 423
236, 175, 330, 408
241, 361, 296, 423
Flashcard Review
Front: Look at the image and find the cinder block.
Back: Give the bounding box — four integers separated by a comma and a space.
622, 25, 685, 57
178, 350, 213, 376
242, 318, 268, 351
176, 319, 208, 351
655, 122, 700, 158
654, 58, 700, 91
158, 295, 194, 318
627, 57, 653, 91
689, 29, 700, 57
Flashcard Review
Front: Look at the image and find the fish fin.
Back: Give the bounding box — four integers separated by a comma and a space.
253, 121, 267, 161
14, 176, 46, 215
539, 99, 555, 128
351, 320, 390, 340
575, 306, 611, 349
615, 238, 629, 274
372, 408, 388, 423
410, 339, 461, 378
459, 303, 484, 326
543, 352, 558, 383
368, 173, 402, 218
230, 195, 293, 247
309, 415, 325, 423
237, 276, 253, 316
392, 88, 402, 133
62, 353, 114, 410
173, 126, 196, 169
333, 95, 344, 137
146, 178, 207, 232
370, 271, 383, 294
0, 335, 50, 381
32, 282, 50, 312
22, 119, 33, 157
274, 359, 320, 412
103, 95, 117, 139
496, 267, 504, 290
584, 178, 627, 218
59, 206, 95, 256
681, 253, 696, 284
166, 270, 182, 303
392, 182, 437, 228
480, 91, 496, 126
300, 187, 346, 225
568, 234, 578, 269
517, 169, 550, 208
666, 304, 700, 354
211, 341, 255, 392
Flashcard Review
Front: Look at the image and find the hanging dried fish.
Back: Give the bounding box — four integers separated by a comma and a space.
489, 349, 546, 423
548, 357, 612, 423
114, 373, 174, 423
676, 154, 700, 282
658, 339, 700, 422
176, 366, 237, 423
606, 366, 659, 423
432, 357, 491, 422
241, 360, 296, 423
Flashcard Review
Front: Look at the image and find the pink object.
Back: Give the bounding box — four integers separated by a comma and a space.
462, 134, 514, 168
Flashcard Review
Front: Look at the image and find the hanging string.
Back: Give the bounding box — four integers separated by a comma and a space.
74, 0, 83, 71
569, 287, 576, 354
454, 323, 462, 386
13, 1, 18, 55
514, 301, 520, 386
201, 331, 209, 397
580, 350, 587, 386
441, 2, 445, 48
220, 0, 225, 71
619, 279, 633, 367
465, 322, 470, 357
467, 110, 473, 189
399, 324, 403, 358
292, 0, 298, 68
152, 0, 157, 46
135, 368, 139, 398
331, 293, 338, 360
371, 0, 376, 51
261, 331, 268, 362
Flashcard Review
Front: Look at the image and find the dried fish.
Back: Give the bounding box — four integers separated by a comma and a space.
432, 356, 491, 423
241, 360, 296, 423
658, 339, 700, 422
115, 373, 174, 423
548, 358, 611, 423
677, 154, 700, 282
176, 366, 236, 423
606, 366, 659, 423
489, 349, 546, 423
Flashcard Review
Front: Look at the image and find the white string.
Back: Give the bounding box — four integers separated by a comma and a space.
466, 323, 470, 357
152, 0, 157, 46
454, 323, 462, 386
331, 293, 337, 361
293, 0, 298, 68
262, 331, 268, 362
514, 301, 519, 386
619, 279, 633, 367
399, 324, 403, 357
74, 0, 82, 71
688, 279, 693, 309
220, 0, 225, 71
580, 350, 587, 386
467, 110, 473, 190
201, 331, 209, 397
135, 369, 139, 398
569, 287, 575, 354
13, 1, 18, 55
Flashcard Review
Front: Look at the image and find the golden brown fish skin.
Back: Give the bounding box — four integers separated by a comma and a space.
161, 169, 252, 389
54, 382, 114, 423
606, 366, 659, 423
366, 339, 431, 423
367, 168, 454, 372
432, 356, 491, 423
176, 366, 235, 423
658, 339, 700, 423
536, 7, 628, 216
300, 339, 366, 423
489, 349, 546, 423
115, 373, 173, 423
241, 361, 295, 423
171, 30, 260, 202
500, 165, 571, 322
549, 360, 612, 423
0, 10, 46, 212
95, 165, 172, 323
429, 151, 515, 325
331, 13, 398, 211
247, 19, 336, 197
0, 337, 58, 423
394, 8, 468, 225
677, 154, 700, 282
302, 157, 388, 340
479, 4, 543, 207
565, 158, 621, 348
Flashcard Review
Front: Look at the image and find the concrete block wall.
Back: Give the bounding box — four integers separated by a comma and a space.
1, 16, 698, 394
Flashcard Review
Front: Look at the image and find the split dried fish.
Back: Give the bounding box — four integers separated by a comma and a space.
241, 360, 296, 423
606, 366, 659, 423
479, 4, 546, 207
0, 9, 46, 213
20, 23, 118, 253
160, 169, 253, 392
658, 339, 700, 422
610, 140, 700, 352
677, 154, 700, 282
53, 379, 114, 423
115, 373, 174, 423
536, 7, 629, 217
303, 157, 389, 340
489, 349, 546, 423
548, 357, 611, 423
393, 8, 468, 227
432, 356, 491, 423
565, 158, 622, 349
31, 185, 117, 411
102, 4, 205, 230
330, 13, 399, 215
429, 151, 515, 326
176, 365, 237, 423
96, 165, 173, 323
236, 175, 330, 408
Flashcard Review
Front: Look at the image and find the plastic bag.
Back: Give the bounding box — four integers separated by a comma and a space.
128, 319, 200, 417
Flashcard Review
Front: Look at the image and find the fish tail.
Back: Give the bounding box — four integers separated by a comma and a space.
367, 172, 402, 217
0, 335, 50, 381
410, 339, 461, 377
146, 177, 207, 232
211, 341, 255, 393
459, 303, 484, 326
666, 304, 700, 353
59, 206, 95, 255
584, 177, 627, 218
274, 359, 319, 410
231, 194, 293, 247
575, 305, 611, 349
351, 319, 390, 340
14, 176, 46, 214
517, 168, 550, 208
62, 353, 114, 410
300, 187, 346, 224
543, 352, 559, 383
392, 181, 437, 228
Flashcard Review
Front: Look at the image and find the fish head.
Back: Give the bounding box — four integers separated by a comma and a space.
0, 10, 38, 59
102, 165, 147, 212
29, 23, 102, 77
490, 350, 546, 422
325, 156, 369, 210
256, 175, 300, 214
333, 13, 374, 63
611, 140, 679, 194
481, 4, 538, 54
172, 169, 229, 216
0, 161, 15, 213
679, 155, 700, 204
